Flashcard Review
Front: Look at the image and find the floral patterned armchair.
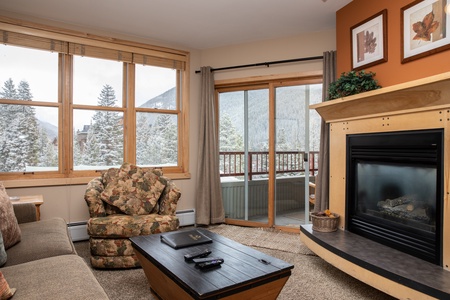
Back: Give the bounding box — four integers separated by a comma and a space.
84, 163, 181, 269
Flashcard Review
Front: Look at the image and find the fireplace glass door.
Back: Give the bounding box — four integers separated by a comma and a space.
347, 129, 443, 265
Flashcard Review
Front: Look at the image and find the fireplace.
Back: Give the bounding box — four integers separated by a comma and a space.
300, 73, 450, 298
346, 129, 443, 265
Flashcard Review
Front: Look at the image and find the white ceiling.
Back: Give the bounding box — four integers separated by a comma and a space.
0, 0, 352, 50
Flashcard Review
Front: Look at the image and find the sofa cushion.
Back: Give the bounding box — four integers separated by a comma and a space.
0, 231, 6, 267
87, 214, 179, 238
101, 163, 166, 215
1, 255, 109, 300
0, 271, 16, 300
0, 183, 21, 250
4, 218, 76, 267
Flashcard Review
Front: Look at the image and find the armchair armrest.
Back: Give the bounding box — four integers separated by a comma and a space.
158, 176, 181, 216
13, 202, 37, 223
85, 177, 107, 218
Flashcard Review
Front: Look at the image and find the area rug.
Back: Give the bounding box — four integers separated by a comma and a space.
74, 225, 395, 300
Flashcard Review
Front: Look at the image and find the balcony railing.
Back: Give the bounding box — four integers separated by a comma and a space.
219, 151, 319, 180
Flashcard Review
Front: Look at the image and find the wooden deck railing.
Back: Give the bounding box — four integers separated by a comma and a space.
219, 151, 319, 180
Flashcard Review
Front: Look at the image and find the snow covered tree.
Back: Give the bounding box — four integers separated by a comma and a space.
219, 114, 243, 151
81, 84, 123, 167
136, 114, 152, 165
37, 127, 57, 167
151, 114, 177, 165
0, 78, 57, 172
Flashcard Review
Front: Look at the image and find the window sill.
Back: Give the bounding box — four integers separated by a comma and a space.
2, 172, 191, 188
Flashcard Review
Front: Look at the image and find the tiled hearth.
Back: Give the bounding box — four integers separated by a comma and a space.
301, 72, 450, 299
300, 225, 450, 299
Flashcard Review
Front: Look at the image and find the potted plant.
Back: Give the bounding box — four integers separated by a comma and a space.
327, 70, 381, 100
310, 209, 340, 232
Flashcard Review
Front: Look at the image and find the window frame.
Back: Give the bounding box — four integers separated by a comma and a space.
0, 17, 190, 187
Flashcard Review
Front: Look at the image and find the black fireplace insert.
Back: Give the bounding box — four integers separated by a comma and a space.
346, 129, 443, 265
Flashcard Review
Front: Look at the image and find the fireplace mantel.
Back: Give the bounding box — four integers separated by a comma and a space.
311, 71, 450, 123
301, 71, 450, 299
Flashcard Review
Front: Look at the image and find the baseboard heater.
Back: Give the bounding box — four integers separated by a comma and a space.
176, 209, 196, 227
68, 221, 89, 242
67, 209, 195, 242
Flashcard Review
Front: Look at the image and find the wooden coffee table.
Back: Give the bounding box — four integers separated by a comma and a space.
130, 229, 294, 300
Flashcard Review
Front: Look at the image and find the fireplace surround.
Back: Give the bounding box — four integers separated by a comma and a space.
300, 72, 450, 299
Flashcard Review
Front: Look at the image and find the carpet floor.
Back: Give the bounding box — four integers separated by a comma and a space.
74, 225, 396, 300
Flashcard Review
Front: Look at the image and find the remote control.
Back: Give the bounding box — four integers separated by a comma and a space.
184, 249, 212, 261
192, 257, 222, 264
197, 258, 224, 269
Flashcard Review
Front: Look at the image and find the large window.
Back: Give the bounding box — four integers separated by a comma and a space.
0, 19, 189, 183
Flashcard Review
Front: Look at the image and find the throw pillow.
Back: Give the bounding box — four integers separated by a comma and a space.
0, 271, 16, 300
101, 163, 166, 215
0, 183, 21, 249
0, 231, 6, 267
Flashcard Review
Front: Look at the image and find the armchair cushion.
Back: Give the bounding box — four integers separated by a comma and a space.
87, 214, 179, 238
100, 163, 166, 215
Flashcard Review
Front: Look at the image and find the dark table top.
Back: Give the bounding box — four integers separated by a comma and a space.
130, 228, 294, 299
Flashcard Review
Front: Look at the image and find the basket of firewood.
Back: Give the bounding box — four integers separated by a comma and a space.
310, 210, 340, 232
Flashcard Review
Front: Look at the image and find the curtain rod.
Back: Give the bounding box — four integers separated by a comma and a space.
195, 55, 323, 73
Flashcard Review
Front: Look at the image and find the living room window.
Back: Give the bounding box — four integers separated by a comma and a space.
0, 18, 189, 184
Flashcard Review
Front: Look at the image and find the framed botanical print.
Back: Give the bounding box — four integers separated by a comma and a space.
402, 0, 450, 63
351, 9, 388, 70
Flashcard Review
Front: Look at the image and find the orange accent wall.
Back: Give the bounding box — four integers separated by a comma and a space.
337, 0, 450, 87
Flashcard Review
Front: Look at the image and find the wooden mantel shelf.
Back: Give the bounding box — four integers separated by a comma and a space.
311, 71, 450, 123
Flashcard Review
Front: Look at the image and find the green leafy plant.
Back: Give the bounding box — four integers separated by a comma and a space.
327, 70, 381, 100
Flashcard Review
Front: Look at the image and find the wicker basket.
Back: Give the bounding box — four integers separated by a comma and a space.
310, 213, 340, 232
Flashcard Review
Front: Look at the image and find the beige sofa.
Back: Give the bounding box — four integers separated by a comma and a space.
1, 203, 109, 300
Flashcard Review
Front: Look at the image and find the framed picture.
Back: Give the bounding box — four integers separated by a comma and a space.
402, 0, 450, 63
351, 9, 387, 70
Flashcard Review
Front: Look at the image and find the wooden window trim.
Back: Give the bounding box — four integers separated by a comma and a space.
0, 17, 190, 188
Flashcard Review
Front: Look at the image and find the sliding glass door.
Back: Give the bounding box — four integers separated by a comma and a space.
274, 84, 322, 228
218, 78, 321, 229
218, 89, 269, 223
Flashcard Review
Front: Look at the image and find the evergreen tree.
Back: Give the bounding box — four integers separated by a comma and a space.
82, 84, 123, 166
17, 80, 33, 101
0, 78, 17, 99
0, 79, 15, 170
219, 114, 244, 174
136, 114, 151, 165
73, 130, 82, 166
219, 114, 243, 151
82, 126, 101, 166
37, 127, 57, 167
151, 114, 177, 165
276, 128, 289, 151
0, 78, 56, 172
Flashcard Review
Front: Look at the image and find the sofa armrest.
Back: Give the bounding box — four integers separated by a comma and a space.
13, 203, 37, 223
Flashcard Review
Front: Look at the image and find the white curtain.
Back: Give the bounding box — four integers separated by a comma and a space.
315, 51, 337, 212
195, 66, 225, 225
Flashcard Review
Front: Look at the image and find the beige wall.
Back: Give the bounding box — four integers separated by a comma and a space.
2, 11, 336, 224
200, 29, 336, 81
